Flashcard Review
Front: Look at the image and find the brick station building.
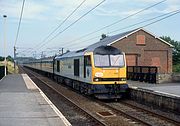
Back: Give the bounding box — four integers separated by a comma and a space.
90, 28, 173, 83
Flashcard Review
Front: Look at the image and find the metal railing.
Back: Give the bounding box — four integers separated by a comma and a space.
127, 66, 158, 83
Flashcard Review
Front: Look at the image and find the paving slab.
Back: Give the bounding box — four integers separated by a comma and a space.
0, 74, 71, 126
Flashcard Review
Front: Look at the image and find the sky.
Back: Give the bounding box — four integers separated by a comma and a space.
0, 0, 180, 58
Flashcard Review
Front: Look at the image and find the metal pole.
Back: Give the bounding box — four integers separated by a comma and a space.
14, 46, 16, 72
62, 48, 64, 54
3, 15, 7, 76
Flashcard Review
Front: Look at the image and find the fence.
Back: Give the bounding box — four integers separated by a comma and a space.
127, 66, 158, 83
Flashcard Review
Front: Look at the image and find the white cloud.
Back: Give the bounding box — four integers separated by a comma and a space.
1, 0, 180, 22
50, 0, 104, 18
93, 0, 180, 18
0, 0, 49, 21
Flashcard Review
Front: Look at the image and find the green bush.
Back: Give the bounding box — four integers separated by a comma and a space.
173, 64, 180, 73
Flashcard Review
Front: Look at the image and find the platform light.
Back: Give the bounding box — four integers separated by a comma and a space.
3, 15, 7, 76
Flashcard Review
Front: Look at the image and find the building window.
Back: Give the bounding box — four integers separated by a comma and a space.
136, 35, 145, 45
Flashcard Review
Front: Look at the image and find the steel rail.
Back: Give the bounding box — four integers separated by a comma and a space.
121, 100, 180, 126
96, 101, 152, 126
22, 66, 107, 126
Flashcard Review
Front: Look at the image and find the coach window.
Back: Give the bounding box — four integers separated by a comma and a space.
57, 60, 60, 72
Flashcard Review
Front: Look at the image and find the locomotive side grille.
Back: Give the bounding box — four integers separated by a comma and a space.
94, 78, 126, 82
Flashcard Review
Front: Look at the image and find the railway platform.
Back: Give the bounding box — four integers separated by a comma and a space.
0, 74, 71, 126
128, 80, 180, 97
128, 80, 180, 113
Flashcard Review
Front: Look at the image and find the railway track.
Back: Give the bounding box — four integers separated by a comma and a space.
121, 100, 180, 125
99, 102, 180, 126
22, 66, 106, 126
20, 66, 180, 126
97, 101, 152, 126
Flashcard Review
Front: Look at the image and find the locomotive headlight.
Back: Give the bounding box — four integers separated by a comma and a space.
94, 78, 99, 82
121, 78, 126, 81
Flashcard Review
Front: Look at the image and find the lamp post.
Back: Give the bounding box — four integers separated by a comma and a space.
3, 15, 7, 76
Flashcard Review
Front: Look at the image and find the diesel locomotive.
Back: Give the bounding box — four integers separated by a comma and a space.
24, 45, 128, 99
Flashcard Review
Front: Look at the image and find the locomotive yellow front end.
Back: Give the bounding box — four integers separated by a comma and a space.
92, 65, 126, 85
90, 46, 128, 99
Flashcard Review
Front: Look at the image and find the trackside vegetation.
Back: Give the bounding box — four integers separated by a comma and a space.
161, 36, 180, 73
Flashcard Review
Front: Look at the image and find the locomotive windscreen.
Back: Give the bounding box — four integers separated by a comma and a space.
93, 46, 125, 67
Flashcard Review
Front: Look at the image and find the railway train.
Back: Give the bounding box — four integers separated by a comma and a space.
24, 45, 128, 99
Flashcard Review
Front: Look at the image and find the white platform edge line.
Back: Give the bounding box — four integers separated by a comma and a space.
130, 86, 138, 89
0, 75, 6, 82
154, 91, 180, 98
22, 74, 72, 126
129, 85, 180, 98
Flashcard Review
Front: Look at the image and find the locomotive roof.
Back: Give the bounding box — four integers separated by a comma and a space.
55, 27, 173, 59
28, 57, 54, 63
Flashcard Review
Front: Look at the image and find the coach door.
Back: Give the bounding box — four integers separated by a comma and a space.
84, 55, 91, 80
74, 59, 79, 76
57, 60, 60, 72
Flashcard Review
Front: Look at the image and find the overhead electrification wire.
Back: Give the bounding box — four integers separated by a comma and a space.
38, 0, 106, 49
26, 0, 105, 55
142, 9, 180, 27
14, 0, 26, 47
26, 0, 166, 55
35, 0, 87, 49
67, 9, 180, 50
61, 0, 167, 47
109, 9, 180, 34
23, 0, 87, 53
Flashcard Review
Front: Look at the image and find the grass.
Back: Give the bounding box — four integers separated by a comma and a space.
0, 61, 18, 74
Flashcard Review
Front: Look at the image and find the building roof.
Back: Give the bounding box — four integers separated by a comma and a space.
86, 28, 139, 50
56, 29, 138, 59
56, 27, 173, 59
87, 27, 173, 48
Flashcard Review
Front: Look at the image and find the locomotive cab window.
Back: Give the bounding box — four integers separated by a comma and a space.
84, 55, 91, 66
94, 54, 125, 67
110, 55, 125, 67
93, 46, 125, 67
94, 55, 110, 67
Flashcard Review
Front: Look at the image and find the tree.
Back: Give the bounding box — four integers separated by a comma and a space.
160, 36, 180, 65
0, 56, 4, 61
0, 56, 14, 62
7, 55, 14, 62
